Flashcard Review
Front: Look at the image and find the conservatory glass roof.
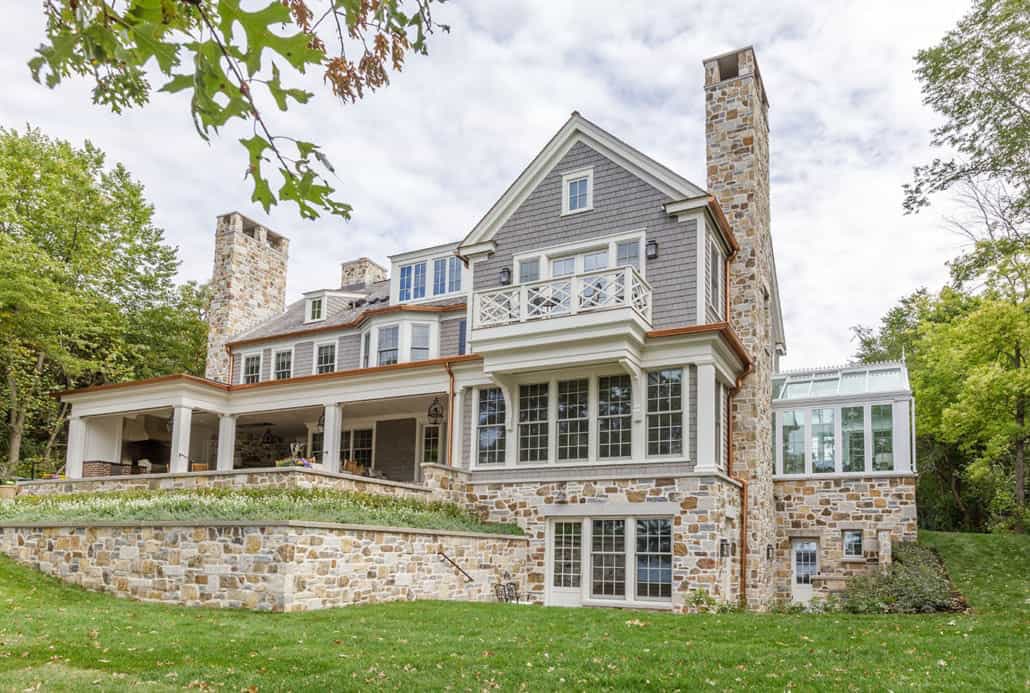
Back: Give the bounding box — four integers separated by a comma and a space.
772, 362, 910, 402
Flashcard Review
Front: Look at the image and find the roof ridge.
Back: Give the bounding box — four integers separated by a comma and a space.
775, 359, 907, 376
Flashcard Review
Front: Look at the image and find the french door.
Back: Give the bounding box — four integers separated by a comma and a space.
791, 539, 819, 603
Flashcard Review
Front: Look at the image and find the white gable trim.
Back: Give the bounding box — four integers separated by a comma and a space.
458, 113, 706, 251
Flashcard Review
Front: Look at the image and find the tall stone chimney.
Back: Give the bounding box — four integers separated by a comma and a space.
204, 212, 288, 382
340, 257, 387, 288
703, 47, 777, 608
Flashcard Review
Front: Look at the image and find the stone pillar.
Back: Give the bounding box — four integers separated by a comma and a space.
216, 414, 237, 472
169, 406, 193, 474
321, 403, 342, 472
703, 46, 777, 608
65, 416, 86, 479
696, 364, 718, 472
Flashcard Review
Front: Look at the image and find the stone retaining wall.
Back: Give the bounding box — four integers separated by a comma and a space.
773, 475, 918, 601
16, 468, 431, 501
0, 521, 527, 612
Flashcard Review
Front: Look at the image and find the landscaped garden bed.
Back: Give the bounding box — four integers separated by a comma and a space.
842, 540, 966, 614
0, 487, 522, 536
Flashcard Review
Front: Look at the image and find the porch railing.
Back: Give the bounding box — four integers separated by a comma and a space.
472, 266, 652, 328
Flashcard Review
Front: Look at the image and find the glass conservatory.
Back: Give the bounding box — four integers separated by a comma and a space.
772, 362, 914, 478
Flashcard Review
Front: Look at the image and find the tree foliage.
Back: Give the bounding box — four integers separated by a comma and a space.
0, 127, 208, 478
904, 0, 1030, 221
30, 0, 446, 220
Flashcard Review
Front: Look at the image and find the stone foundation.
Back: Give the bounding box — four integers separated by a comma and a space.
773, 475, 917, 601
16, 467, 431, 501
0, 521, 527, 612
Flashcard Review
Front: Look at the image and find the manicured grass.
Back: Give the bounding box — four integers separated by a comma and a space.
0, 487, 522, 536
0, 531, 1026, 691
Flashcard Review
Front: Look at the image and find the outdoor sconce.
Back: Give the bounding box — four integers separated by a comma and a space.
499, 267, 512, 286
427, 396, 445, 426
766, 544, 774, 561
731, 542, 737, 557
261, 428, 275, 447
645, 239, 659, 260
719, 539, 730, 558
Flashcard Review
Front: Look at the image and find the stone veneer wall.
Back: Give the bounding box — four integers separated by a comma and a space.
0, 522, 527, 612
16, 468, 431, 501
773, 476, 917, 601
704, 47, 778, 609
205, 213, 289, 383
465, 475, 742, 610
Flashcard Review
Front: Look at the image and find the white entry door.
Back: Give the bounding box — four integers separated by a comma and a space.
791, 539, 819, 603
548, 521, 584, 607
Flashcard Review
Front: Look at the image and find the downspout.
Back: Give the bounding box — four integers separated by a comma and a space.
444, 360, 456, 467
225, 344, 234, 385
727, 363, 751, 608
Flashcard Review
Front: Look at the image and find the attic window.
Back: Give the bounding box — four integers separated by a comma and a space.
307, 297, 324, 322
561, 168, 593, 215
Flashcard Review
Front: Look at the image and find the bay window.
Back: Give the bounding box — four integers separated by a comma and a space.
518, 383, 549, 463
872, 404, 894, 471
810, 408, 835, 473
410, 323, 430, 361
377, 325, 399, 365
598, 375, 632, 458
362, 331, 371, 368
647, 369, 683, 456
557, 379, 590, 461
476, 387, 506, 465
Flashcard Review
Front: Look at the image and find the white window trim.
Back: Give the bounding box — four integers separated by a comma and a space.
360, 329, 372, 369
511, 229, 646, 283
304, 295, 326, 324
272, 347, 295, 381
391, 249, 470, 306
561, 167, 594, 216
239, 350, 263, 385
473, 386, 508, 466
409, 322, 432, 362
430, 254, 464, 297
842, 529, 864, 559
341, 427, 376, 470
313, 340, 337, 375
707, 236, 725, 320
544, 516, 675, 610
419, 422, 443, 465
376, 323, 402, 366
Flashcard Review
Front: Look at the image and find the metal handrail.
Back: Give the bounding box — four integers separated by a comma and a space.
437, 551, 473, 582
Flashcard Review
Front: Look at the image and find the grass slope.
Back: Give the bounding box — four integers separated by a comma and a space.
0, 531, 1025, 691
0, 488, 522, 536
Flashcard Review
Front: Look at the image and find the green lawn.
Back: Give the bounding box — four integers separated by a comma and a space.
0, 531, 1026, 691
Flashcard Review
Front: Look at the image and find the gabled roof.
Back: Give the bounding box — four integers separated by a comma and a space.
458, 112, 708, 251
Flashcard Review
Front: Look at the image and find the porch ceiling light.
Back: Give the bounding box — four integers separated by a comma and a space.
427, 396, 445, 426
645, 239, 659, 260
499, 267, 512, 286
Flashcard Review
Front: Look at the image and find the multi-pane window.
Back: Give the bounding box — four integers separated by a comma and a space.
616, 239, 640, 270
399, 261, 426, 301
308, 297, 323, 321
345, 429, 374, 468
557, 379, 590, 461
431, 256, 462, 295
316, 343, 336, 374
591, 519, 626, 598
551, 256, 575, 277
583, 249, 608, 273
457, 319, 467, 355
843, 530, 863, 558
273, 350, 292, 380
794, 540, 818, 585
519, 258, 540, 283
647, 369, 683, 456
243, 354, 261, 384
871, 404, 894, 471
411, 324, 430, 361
310, 431, 324, 460
553, 522, 582, 588
378, 325, 399, 366
567, 177, 589, 211
811, 408, 835, 473
709, 239, 723, 317
598, 375, 632, 458
781, 410, 805, 474
518, 383, 549, 463
635, 519, 672, 599
477, 387, 506, 465
422, 425, 440, 464
362, 331, 371, 368
447, 256, 462, 293
842, 406, 865, 472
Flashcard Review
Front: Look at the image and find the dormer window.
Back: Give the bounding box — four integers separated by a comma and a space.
305, 295, 325, 323
561, 168, 593, 215
399, 261, 426, 302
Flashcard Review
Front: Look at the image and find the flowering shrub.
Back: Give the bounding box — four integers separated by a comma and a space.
0, 488, 523, 536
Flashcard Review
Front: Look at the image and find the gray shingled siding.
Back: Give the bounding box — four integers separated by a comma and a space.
374, 418, 417, 482
230, 355, 241, 385
260, 348, 272, 381
337, 333, 362, 370
439, 318, 465, 356
294, 341, 313, 376
688, 364, 698, 465
472, 141, 697, 329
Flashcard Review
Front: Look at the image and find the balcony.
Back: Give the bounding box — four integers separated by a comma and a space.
470, 267, 653, 373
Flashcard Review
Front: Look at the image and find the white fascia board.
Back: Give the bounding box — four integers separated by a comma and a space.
388, 241, 461, 263
772, 391, 914, 411
459, 114, 705, 251
66, 384, 230, 419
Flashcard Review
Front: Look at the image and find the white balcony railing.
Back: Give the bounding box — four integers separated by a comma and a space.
473, 266, 652, 328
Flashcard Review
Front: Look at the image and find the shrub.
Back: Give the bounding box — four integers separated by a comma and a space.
842, 541, 963, 614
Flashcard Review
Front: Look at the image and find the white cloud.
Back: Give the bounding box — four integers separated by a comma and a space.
0, 0, 970, 369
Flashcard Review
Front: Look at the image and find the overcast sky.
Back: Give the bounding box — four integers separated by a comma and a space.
1, 1, 972, 369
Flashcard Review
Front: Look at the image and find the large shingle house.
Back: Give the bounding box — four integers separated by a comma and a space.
42, 47, 916, 609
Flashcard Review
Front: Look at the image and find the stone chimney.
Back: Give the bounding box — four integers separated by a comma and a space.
341, 257, 387, 289
204, 212, 288, 382
703, 46, 776, 609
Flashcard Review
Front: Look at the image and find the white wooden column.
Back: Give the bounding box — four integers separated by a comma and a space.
216, 414, 237, 472
450, 387, 464, 467
322, 403, 342, 472
169, 406, 193, 473
696, 364, 718, 472
65, 416, 86, 479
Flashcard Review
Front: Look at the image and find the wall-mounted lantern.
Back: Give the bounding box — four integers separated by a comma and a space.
645, 239, 659, 260
719, 539, 730, 558
427, 396, 445, 426
499, 267, 512, 286
766, 544, 774, 561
